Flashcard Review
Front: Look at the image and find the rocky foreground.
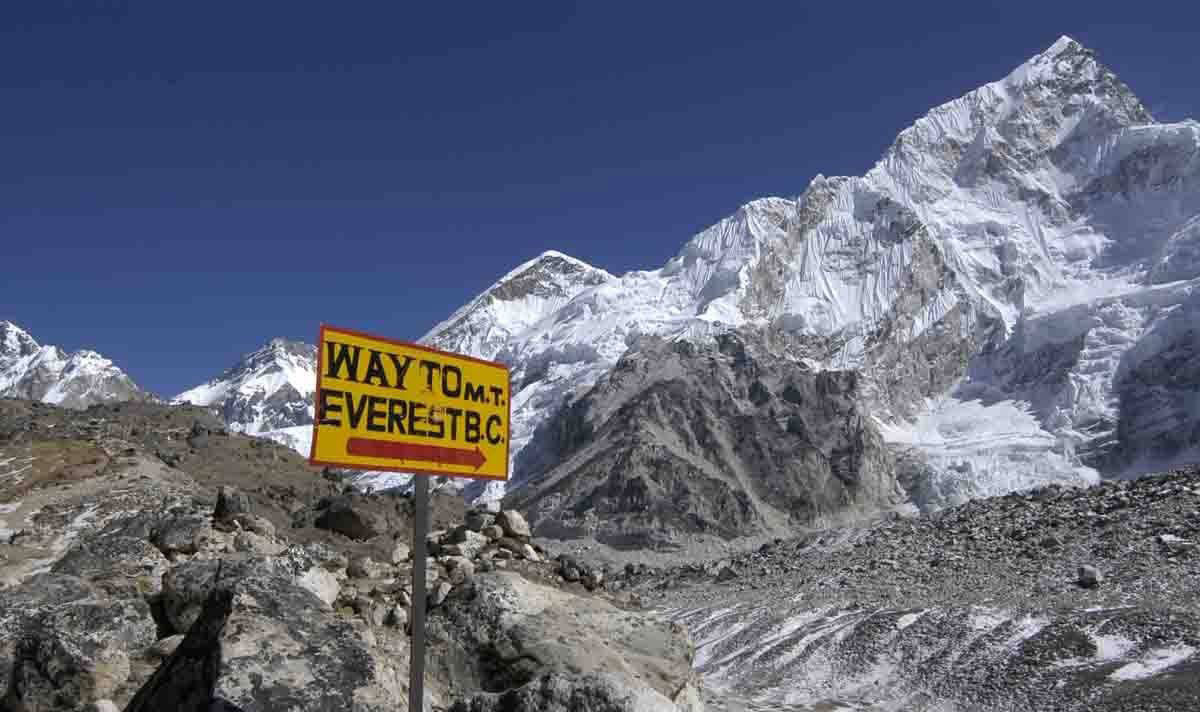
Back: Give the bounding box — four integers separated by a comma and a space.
0, 399, 699, 711
2, 398, 1198, 711
608, 465, 1200, 711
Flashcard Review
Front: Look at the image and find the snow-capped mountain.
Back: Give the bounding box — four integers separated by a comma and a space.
189, 37, 1199, 515
173, 338, 317, 446
0, 321, 151, 408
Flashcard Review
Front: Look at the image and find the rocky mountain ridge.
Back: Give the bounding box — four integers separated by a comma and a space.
0, 321, 150, 409
9, 36, 1200, 529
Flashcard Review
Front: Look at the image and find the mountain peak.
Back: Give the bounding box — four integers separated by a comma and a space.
1, 321, 40, 360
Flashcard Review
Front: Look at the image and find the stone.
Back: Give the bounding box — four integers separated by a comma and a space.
438, 572, 699, 711
52, 534, 169, 598
521, 544, 541, 563
444, 556, 476, 585
138, 558, 409, 710
298, 566, 341, 608
465, 511, 496, 532
314, 496, 385, 541
386, 604, 408, 629
558, 555, 582, 582
348, 555, 391, 580
234, 530, 284, 555
152, 513, 212, 556
444, 530, 488, 559
498, 537, 526, 556
496, 510, 532, 539
87, 701, 121, 712
149, 634, 186, 659
449, 672, 681, 712
715, 565, 738, 583
581, 568, 604, 591
1077, 564, 1102, 588
233, 512, 276, 539
391, 540, 412, 565
481, 524, 504, 540
429, 581, 453, 608
214, 485, 252, 519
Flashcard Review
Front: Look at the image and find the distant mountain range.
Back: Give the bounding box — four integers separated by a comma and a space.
7, 37, 1198, 540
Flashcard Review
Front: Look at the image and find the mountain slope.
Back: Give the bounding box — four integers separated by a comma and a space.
173, 338, 317, 439
189, 37, 1199, 521
0, 321, 150, 408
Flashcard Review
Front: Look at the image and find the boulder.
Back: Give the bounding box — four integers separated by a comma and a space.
314, 497, 385, 541
480, 525, 504, 541
496, 510, 532, 539
444, 556, 476, 585
146, 557, 410, 710
51, 535, 169, 598
151, 513, 212, 556
390, 541, 412, 565
465, 511, 495, 532
0, 576, 157, 710
449, 672, 682, 712
233, 530, 284, 556
213, 486, 252, 520
436, 572, 700, 710
348, 555, 391, 580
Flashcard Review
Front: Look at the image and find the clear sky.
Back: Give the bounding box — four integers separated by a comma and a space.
3, 1, 1198, 397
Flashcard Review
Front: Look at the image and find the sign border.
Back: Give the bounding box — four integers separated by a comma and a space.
308, 323, 512, 481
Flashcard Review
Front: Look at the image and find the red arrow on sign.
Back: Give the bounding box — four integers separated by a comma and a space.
346, 438, 487, 470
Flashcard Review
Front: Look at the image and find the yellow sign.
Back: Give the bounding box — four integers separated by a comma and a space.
309, 325, 510, 480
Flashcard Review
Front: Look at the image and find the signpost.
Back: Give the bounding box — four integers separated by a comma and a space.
309, 324, 510, 712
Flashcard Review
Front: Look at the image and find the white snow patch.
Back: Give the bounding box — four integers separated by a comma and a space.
1109, 645, 1196, 681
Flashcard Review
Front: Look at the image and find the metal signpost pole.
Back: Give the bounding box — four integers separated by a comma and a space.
408, 473, 429, 711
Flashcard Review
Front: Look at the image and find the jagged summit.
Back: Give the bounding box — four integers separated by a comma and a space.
0, 320, 150, 408
181, 39, 1198, 513
173, 338, 317, 435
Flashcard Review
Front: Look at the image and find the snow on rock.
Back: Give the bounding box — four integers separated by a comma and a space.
174, 338, 317, 435
196, 37, 1200, 512
0, 321, 150, 408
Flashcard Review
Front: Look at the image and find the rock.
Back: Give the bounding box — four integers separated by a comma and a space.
429, 581, 453, 608
465, 511, 495, 532
558, 556, 582, 582
234, 530, 284, 555
496, 510, 532, 539
214, 485, 252, 520
480, 524, 504, 540
581, 568, 604, 591
444, 556, 476, 585
348, 555, 391, 580
152, 513, 212, 556
314, 496, 385, 541
141, 558, 409, 710
449, 672, 682, 712
445, 530, 489, 559
1158, 533, 1196, 553
498, 537, 527, 557
356, 596, 388, 627
391, 540, 412, 565
439, 572, 699, 710
386, 604, 408, 629
1077, 564, 1102, 588
521, 544, 541, 563
86, 701, 121, 712
149, 634, 185, 660
295, 564, 343, 607
51, 534, 169, 598
1, 577, 157, 710
232, 513, 276, 539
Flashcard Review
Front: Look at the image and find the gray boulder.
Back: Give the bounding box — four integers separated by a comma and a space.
435, 571, 700, 711
51, 535, 169, 598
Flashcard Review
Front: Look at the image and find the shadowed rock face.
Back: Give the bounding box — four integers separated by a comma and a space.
506, 332, 899, 548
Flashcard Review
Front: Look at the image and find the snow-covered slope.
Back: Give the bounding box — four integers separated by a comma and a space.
173, 338, 317, 439
197, 37, 1200, 513
0, 321, 151, 408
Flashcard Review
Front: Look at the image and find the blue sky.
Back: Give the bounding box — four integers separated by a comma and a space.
3, 1, 1198, 397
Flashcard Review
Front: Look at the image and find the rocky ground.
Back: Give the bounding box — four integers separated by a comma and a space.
3, 397, 1198, 711
607, 465, 1200, 711
0, 399, 700, 711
